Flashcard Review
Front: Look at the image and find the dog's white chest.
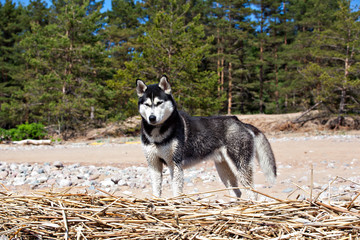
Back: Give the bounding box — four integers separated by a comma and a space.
142, 139, 178, 164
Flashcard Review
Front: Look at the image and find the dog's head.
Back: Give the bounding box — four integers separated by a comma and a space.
136, 76, 176, 126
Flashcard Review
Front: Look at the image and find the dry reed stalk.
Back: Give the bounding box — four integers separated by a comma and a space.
347, 192, 360, 210
310, 164, 314, 204
0, 187, 359, 239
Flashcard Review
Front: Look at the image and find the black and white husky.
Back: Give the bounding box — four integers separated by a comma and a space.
136, 76, 276, 198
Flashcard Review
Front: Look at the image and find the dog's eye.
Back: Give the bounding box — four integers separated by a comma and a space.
145, 103, 151, 107
155, 101, 163, 106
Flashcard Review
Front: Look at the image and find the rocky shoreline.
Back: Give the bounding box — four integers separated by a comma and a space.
1, 134, 360, 201
0, 160, 219, 197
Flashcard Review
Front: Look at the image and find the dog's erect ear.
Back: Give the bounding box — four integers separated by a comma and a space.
158, 75, 171, 94
136, 79, 147, 97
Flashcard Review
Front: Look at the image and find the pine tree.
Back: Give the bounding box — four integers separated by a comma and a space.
282, 0, 340, 112
301, 0, 360, 114
264, 0, 290, 113
218, 0, 253, 114
104, 0, 142, 69
0, 0, 29, 128
251, 0, 274, 113
26, 0, 50, 26
18, 0, 112, 137
111, 0, 222, 116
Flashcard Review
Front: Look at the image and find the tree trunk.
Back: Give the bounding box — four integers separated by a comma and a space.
340, 30, 351, 114
259, 2, 265, 113
227, 3, 232, 115
259, 44, 264, 113
275, 47, 279, 113
220, 39, 224, 93
281, 0, 288, 113
13, 139, 52, 145
217, 28, 221, 95
283, 1, 287, 45
339, 87, 346, 114
63, 28, 68, 95
227, 62, 232, 115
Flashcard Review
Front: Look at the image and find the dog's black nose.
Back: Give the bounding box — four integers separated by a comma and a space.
149, 115, 156, 123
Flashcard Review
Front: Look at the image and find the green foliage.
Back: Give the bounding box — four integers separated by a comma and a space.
299, 0, 360, 113
14, 0, 113, 137
0, 123, 47, 141
0, 128, 11, 141
111, 0, 223, 115
1, 0, 360, 138
0, 0, 30, 128
103, 0, 142, 69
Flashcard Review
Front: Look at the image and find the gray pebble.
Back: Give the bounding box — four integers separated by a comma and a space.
37, 175, 48, 183
70, 163, 80, 168
13, 177, 26, 186
117, 179, 127, 186
53, 161, 64, 168
327, 163, 335, 168
10, 164, 17, 171
70, 176, 79, 183
101, 178, 115, 187
0, 171, 9, 180
89, 173, 100, 180
59, 179, 72, 187
282, 188, 294, 193
47, 178, 56, 185
298, 176, 308, 183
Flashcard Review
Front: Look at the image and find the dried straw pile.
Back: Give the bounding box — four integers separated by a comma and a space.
0, 189, 359, 239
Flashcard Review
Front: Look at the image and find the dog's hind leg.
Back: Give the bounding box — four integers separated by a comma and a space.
214, 159, 242, 198
237, 167, 257, 200
219, 147, 257, 200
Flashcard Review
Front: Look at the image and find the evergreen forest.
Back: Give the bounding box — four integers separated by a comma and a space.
1, 0, 360, 136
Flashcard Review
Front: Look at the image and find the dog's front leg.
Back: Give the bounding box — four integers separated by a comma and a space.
148, 158, 163, 198
169, 163, 184, 197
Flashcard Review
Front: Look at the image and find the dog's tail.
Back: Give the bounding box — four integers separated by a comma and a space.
249, 125, 277, 184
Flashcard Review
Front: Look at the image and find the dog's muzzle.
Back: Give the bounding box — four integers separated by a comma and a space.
149, 115, 156, 124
